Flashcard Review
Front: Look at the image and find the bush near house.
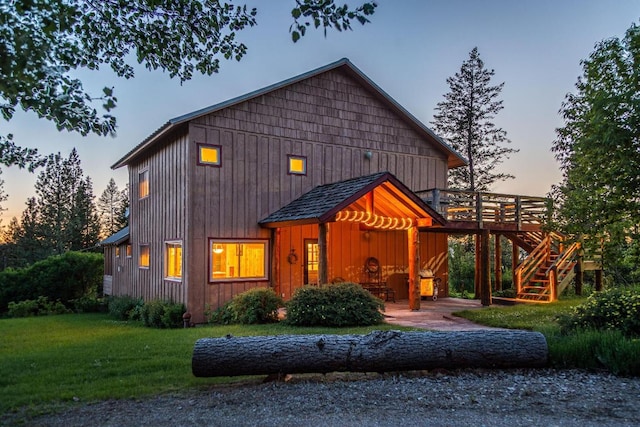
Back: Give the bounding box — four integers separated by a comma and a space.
558, 286, 640, 338
106, 295, 185, 328
0, 252, 103, 314
207, 287, 284, 325
285, 282, 385, 327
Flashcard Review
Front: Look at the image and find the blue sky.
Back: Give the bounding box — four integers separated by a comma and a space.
2, 0, 639, 221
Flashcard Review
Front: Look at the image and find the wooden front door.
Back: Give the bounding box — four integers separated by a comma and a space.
304, 239, 319, 285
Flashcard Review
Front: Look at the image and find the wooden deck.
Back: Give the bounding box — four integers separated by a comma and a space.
416, 188, 550, 232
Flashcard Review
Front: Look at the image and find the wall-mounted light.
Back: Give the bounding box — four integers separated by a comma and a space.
364, 150, 373, 160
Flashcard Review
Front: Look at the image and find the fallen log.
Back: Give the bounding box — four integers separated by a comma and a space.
192, 330, 548, 377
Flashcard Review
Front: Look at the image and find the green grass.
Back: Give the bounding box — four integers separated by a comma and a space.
454, 297, 640, 375
454, 298, 584, 333
0, 313, 410, 415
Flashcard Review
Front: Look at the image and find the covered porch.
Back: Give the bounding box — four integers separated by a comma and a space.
259, 172, 447, 310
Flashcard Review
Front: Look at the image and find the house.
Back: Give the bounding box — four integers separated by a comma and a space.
101, 58, 472, 323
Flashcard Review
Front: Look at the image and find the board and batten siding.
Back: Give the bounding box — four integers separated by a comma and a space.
122, 132, 189, 305
184, 68, 450, 318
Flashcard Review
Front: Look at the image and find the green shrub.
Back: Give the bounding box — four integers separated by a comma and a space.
7, 296, 71, 317
559, 287, 640, 337
0, 251, 104, 313
140, 300, 185, 328
285, 282, 384, 327
207, 288, 284, 325
108, 295, 143, 321
71, 296, 108, 313
7, 299, 39, 317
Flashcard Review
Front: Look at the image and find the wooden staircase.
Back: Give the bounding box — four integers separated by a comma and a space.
506, 232, 581, 302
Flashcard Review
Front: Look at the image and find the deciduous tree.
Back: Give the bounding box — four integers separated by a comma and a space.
0, 1, 376, 169
551, 22, 640, 280
432, 47, 517, 191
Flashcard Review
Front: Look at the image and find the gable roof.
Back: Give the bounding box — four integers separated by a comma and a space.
112, 58, 466, 169
99, 226, 130, 246
258, 172, 445, 228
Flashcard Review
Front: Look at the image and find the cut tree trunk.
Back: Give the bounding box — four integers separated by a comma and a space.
192, 330, 548, 377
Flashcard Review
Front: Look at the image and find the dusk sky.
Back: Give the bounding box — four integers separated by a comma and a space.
2, 0, 639, 222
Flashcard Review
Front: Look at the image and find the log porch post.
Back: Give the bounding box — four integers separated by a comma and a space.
408, 226, 420, 311
480, 228, 492, 306
271, 228, 281, 294
494, 234, 502, 291
474, 235, 481, 299
318, 222, 328, 285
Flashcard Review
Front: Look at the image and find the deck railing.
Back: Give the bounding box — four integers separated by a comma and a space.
416, 189, 550, 228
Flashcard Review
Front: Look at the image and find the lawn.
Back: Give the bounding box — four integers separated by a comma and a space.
0, 313, 409, 415
454, 298, 585, 334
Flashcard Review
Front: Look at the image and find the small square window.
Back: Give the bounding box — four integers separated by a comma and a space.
198, 144, 221, 166
288, 155, 307, 175
139, 245, 150, 269
139, 170, 149, 199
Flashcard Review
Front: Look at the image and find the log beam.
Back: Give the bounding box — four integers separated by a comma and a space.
408, 226, 420, 310
192, 330, 548, 377
318, 222, 328, 285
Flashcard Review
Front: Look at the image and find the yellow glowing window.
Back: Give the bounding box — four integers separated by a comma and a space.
126, 244, 132, 258
139, 170, 149, 199
139, 245, 150, 268
210, 240, 267, 281
198, 145, 221, 166
115, 246, 120, 258
165, 242, 182, 280
288, 155, 307, 175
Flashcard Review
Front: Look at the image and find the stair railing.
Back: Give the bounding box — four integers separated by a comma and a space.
545, 241, 581, 298
514, 235, 551, 295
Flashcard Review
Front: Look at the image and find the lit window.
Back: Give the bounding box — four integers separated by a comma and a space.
165, 241, 183, 280
126, 245, 132, 258
210, 240, 268, 281
139, 245, 150, 268
139, 170, 149, 199
198, 144, 221, 166
288, 155, 307, 175
115, 246, 120, 258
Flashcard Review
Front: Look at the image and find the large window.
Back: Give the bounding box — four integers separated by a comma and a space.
139, 244, 150, 269
139, 169, 149, 199
210, 240, 268, 281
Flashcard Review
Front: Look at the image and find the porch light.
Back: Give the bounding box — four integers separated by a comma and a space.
335, 210, 415, 230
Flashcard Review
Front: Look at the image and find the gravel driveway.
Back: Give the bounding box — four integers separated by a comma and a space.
11, 369, 640, 426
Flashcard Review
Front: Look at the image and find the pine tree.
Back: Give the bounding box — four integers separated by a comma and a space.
97, 178, 124, 237
432, 47, 518, 191
13, 149, 100, 261
68, 177, 101, 251
116, 184, 130, 230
